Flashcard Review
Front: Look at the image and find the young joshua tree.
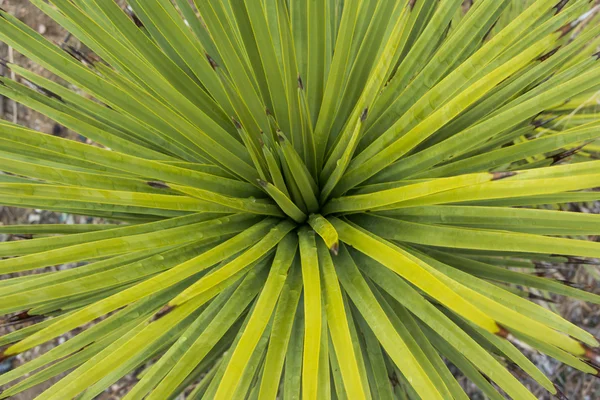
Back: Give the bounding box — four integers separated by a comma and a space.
1, 0, 600, 399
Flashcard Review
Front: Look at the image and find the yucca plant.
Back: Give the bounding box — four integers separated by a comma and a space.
2, 0, 600, 398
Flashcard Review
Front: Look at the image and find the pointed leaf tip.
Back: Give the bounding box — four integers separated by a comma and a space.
6, 311, 30, 323
491, 171, 517, 181
538, 47, 561, 62
556, 22, 576, 39
360, 107, 369, 122
232, 117, 242, 129
584, 344, 600, 365
147, 181, 170, 189
125, 6, 144, 28
532, 116, 559, 127
9, 234, 33, 240
205, 53, 218, 69
65, 46, 94, 66
297, 75, 304, 90
553, 384, 570, 400
550, 143, 588, 165
154, 304, 175, 320
554, 0, 569, 14
329, 242, 339, 256
495, 325, 510, 339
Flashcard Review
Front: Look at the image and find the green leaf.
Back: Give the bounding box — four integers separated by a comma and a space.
298, 226, 322, 399
318, 240, 367, 399
334, 245, 444, 400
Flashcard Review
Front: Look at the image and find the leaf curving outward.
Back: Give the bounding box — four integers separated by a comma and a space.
1, 0, 600, 399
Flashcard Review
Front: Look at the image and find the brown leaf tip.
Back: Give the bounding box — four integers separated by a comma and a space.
495, 325, 509, 338
148, 181, 170, 189
205, 53, 218, 70
155, 304, 175, 320
297, 75, 304, 90
7, 311, 30, 323
65, 46, 95, 66
532, 116, 558, 128
232, 117, 242, 129
126, 6, 144, 28
553, 384, 570, 400
554, 0, 569, 14
11, 234, 33, 240
408, 0, 417, 10
584, 344, 600, 364
581, 358, 600, 372
491, 171, 517, 181
360, 107, 369, 122
550, 143, 587, 165
556, 22, 575, 39
538, 47, 560, 62
594, 51, 600, 61
330, 242, 339, 256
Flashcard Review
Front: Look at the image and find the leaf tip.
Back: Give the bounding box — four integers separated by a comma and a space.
232, 117, 242, 130
554, 0, 569, 14
126, 6, 144, 28
495, 325, 510, 338
537, 47, 561, 62
10, 234, 33, 240
532, 116, 558, 128
8, 311, 30, 323
205, 53, 218, 70
277, 131, 285, 143
549, 143, 587, 165
556, 22, 575, 39
491, 171, 517, 181
257, 179, 268, 188
65, 45, 95, 66
583, 344, 600, 364
297, 74, 304, 90
329, 241, 339, 256
148, 181, 170, 189
154, 304, 176, 320
553, 383, 570, 400
360, 107, 369, 122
